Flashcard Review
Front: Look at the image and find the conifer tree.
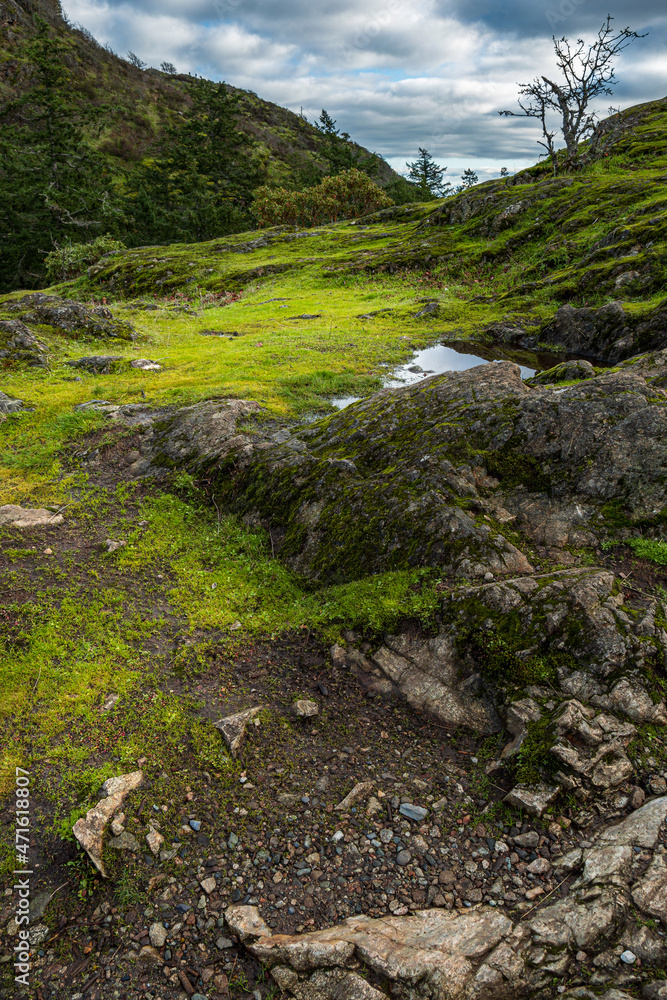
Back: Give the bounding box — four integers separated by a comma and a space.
0, 22, 114, 290
406, 148, 450, 198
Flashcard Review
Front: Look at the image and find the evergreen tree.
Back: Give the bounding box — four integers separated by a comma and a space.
315, 109, 379, 178
0, 22, 115, 290
406, 148, 450, 198
123, 80, 266, 244
459, 167, 479, 190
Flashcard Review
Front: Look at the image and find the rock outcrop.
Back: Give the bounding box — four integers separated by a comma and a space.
133, 360, 667, 583
540, 298, 667, 361
0, 293, 136, 349
226, 797, 667, 998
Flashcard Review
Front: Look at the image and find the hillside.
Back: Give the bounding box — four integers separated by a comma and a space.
58, 94, 667, 363
2, 62, 667, 1000
0, 0, 397, 186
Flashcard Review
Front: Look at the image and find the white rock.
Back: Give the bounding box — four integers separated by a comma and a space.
72, 771, 143, 876
214, 706, 262, 755
335, 781, 374, 811
293, 699, 319, 718
597, 796, 667, 849
149, 922, 167, 948
0, 505, 64, 528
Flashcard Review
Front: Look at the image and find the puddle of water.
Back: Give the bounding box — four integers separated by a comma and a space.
331, 343, 539, 410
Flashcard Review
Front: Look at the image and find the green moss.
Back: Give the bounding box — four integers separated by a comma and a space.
485, 444, 551, 492
514, 716, 560, 785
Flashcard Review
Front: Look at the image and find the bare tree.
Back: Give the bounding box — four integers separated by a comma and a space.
160, 61, 177, 74
500, 16, 646, 171
127, 50, 147, 70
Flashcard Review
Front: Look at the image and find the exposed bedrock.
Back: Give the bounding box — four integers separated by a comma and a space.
226, 795, 667, 999
139, 359, 667, 583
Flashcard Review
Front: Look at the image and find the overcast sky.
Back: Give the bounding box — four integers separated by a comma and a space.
61, 0, 667, 182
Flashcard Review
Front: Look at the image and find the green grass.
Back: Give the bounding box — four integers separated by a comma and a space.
2, 93, 667, 859
627, 538, 667, 565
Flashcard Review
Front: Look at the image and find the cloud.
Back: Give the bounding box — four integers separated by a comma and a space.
61, 0, 667, 176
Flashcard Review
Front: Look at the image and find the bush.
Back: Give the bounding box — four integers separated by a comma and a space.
252, 168, 393, 228
44, 235, 127, 283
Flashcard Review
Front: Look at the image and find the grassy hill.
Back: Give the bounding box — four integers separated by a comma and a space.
58, 94, 667, 343
0, 0, 398, 187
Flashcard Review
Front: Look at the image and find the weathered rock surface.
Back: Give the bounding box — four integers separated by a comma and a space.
0, 317, 48, 365
540, 297, 667, 361
72, 771, 143, 876
225, 825, 667, 1000
1, 293, 136, 342
214, 706, 262, 755
65, 355, 124, 373
528, 359, 597, 385
135, 361, 667, 583
0, 390, 27, 414
333, 630, 500, 734
0, 505, 64, 528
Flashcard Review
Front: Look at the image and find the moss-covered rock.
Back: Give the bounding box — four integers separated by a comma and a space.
0, 293, 136, 342
139, 358, 667, 583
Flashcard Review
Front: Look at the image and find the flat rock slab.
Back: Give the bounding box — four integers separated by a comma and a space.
72, 770, 143, 876
0, 505, 64, 528
65, 356, 123, 372
227, 905, 513, 995
596, 797, 667, 849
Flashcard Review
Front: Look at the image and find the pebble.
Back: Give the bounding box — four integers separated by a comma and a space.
148, 922, 167, 948
216, 936, 233, 949
399, 804, 428, 822
293, 699, 319, 718
190, 819, 201, 832
620, 950, 637, 965
396, 850, 412, 866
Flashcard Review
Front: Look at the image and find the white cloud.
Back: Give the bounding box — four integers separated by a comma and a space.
61, 0, 666, 174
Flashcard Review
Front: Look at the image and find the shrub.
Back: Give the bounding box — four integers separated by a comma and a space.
44, 235, 127, 283
252, 168, 393, 228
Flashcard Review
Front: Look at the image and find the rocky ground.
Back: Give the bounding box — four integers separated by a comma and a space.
3, 341, 667, 1000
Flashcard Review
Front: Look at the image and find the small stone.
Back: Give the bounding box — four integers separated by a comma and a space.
200, 877, 216, 894
108, 831, 141, 852
293, 699, 319, 718
366, 796, 383, 817
214, 706, 262, 755
104, 538, 126, 553
630, 786, 646, 810
137, 945, 162, 965
620, 950, 637, 965
335, 781, 374, 811
216, 936, 233, 949
43, 547, 53, 555
649, 776, 667, 795
396, 850, 412, 866
526, 857, 551, 875
514, 831, 540, 848
149, 922, 167, 948
146, 828, 164, 855
399, 804, 428, 822
189, 819, 201, 832
504, 783, 561, 818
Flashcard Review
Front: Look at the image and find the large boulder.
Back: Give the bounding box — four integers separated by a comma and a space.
136, 361, 667, 582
